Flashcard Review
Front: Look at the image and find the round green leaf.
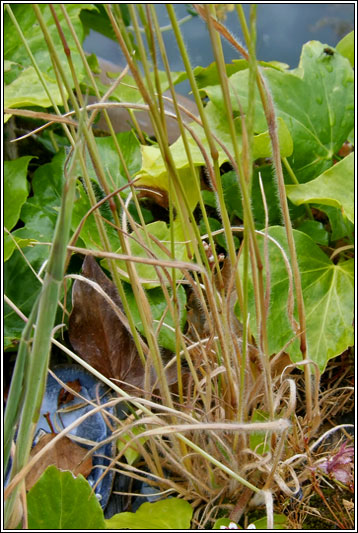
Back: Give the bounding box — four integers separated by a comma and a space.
27, 466, 106, 529
105, 498, 193, 530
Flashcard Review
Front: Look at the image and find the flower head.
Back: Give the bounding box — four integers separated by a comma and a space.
318, 441, 354, 485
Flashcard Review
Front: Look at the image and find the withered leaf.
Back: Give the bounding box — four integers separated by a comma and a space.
26, 433, 93, 491
69, 256, 179, 393
136, 187, 169, 209
58, 379, 82, 407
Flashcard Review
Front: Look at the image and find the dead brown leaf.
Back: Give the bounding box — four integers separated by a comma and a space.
58, 379, 82, 407
26, 433, 92, 491
69, 256, 180, 393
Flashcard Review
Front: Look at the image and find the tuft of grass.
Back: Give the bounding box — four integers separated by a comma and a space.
4, 4, 353, 529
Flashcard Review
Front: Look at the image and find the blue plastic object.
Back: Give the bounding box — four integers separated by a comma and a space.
33, 365, 116, 509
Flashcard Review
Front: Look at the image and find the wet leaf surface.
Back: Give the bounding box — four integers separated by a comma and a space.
205, 41, 354, 183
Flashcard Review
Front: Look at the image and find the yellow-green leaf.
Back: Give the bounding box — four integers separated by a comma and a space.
105, 498, 193, 529
113, 220, 188, 289
286, 153, 354, 223
117, 425, 147, 466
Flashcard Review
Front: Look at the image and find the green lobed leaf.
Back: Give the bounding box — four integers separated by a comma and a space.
239, 227, 354, 373
295, 220, 329, 246
4, 67, 63, 109
82, 131, 142, 192
135, 108, 291, 215
20, 149, 67, 242
286, 153, 354, 223
4, 4, 93, 110
112, 220, 188, 289
27, 466, 106, 529
314, 204, 353, 242
195, 58, 289, 90
202, 102, 293, 162
150, 106, 291, 169
71, 131, 141, 251
105, 498, 193, 529
204, 40, 354, 183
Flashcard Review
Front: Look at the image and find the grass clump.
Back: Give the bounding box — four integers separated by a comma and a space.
4, 4, 354, 529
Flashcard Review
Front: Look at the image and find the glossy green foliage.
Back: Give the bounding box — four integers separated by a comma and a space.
238, 227, 354, 373
4, 4, 94, 109
204, 41, 354, 183
27, 466, 106, 529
